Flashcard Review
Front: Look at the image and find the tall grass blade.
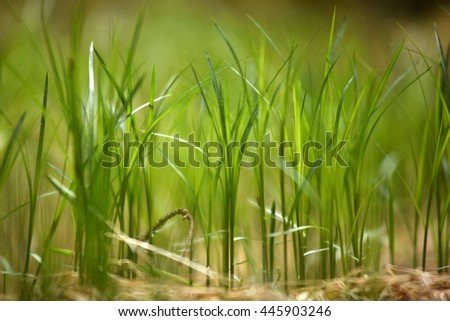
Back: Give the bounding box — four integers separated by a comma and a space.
23, 75, 48, 277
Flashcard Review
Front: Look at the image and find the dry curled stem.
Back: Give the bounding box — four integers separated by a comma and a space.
138, 208, 194, 257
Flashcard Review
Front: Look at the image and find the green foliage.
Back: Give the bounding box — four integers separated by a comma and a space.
0, 2, 448, 298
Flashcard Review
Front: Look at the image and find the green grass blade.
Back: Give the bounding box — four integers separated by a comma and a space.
0, 114, 26, 185
23, 74, 48, 275
205, 50, 228, 144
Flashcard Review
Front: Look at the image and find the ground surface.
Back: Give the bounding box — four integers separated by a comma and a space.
2, 265, 449, 301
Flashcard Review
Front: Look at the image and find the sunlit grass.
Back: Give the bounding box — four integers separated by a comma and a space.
0, 1, 448, 300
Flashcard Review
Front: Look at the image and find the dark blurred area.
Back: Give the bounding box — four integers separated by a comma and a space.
223, 0, 450, 19
352, 0, 449, 18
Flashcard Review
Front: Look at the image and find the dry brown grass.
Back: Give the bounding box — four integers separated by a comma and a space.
2, 264, 449, 301
291, 265, 450, 301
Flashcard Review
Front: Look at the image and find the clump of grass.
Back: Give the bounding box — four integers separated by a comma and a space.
0, 2, 449, 300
